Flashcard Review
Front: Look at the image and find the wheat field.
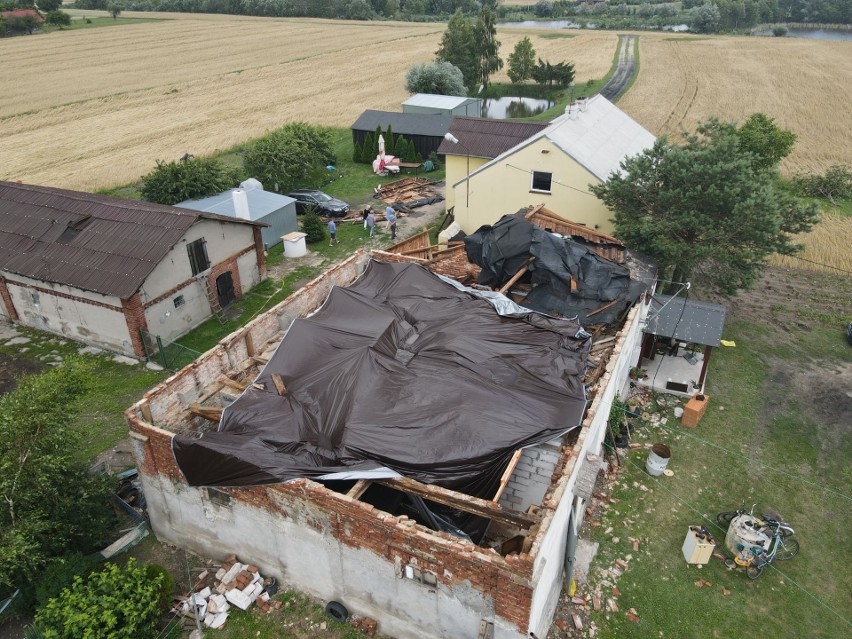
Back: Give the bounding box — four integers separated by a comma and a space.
618, 33, 852, 175
0, 14, 616, 191
1, 15, 850, 196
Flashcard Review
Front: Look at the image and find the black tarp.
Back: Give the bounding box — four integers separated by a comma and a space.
465, 213, 646, 325
173, 261, 589, 504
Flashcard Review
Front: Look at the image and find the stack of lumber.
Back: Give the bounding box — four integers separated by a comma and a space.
374, 177, 439, 207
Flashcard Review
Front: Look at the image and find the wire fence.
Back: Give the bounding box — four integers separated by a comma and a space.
139, 330, 202, 372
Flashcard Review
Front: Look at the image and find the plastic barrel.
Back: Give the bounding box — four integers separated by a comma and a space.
645, 444, 671, 476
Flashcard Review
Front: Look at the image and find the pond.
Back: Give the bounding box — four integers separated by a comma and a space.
498, 20, 582, 29
752, 28, 852, 41
481, 96, 555, 119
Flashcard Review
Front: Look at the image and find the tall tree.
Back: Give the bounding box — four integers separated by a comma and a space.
0, 361, 115, 593
435, 9, 477, 89
507, 36, 536, 84
473, 6, 502, 89
591, 118, 819, 295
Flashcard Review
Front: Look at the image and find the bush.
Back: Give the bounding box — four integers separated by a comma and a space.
144, 564, 175, 611
301, 210, 325, 244
404, 61, 467, 97
32, 554, 101, 610
141, 156, 240, 205
45, 10, 71, 28
773, 26, 788, 36
243, 122, 334, 194
32, 559, 163, 639
792, 164, 852, 205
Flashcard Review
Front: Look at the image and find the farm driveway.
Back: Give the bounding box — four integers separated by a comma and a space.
600, 35, 637, 101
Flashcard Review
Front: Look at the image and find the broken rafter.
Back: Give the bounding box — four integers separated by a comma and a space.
586, 299, 619, 318
270, 374, 287, 396
189, 404, 223, 423
377, 476, 537, 529
492, 449, 524, 502
346, 480, 372, 500
498, 257, 535, 295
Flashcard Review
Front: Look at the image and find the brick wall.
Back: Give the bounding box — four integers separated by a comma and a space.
0, 277, 19, 320
121, 293, 149, 357
499, 444, 563, 513
253, 226, 267, 281
128, 412, 536, 634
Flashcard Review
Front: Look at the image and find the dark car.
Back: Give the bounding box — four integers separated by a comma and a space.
286, 190, 350, 218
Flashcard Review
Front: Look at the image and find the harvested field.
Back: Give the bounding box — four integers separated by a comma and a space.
0, 14, 615, 191
769, 213, 852, 273
618, 34, 852, 174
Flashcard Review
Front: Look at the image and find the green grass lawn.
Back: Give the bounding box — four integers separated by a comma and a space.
583, 291, 851, 637
0, 327, 166, 463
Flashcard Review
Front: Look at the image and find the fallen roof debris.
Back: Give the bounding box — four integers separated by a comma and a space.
373, 177, 444, 211
464, 211, 647, 325
173, 261, 589, 506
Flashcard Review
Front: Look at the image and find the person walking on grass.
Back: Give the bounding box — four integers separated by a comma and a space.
366, 211, 376, 238
328, 219, 339, 246
385, 206, 397, 240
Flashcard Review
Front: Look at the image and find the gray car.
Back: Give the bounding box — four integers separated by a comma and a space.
286, 189, 350, 218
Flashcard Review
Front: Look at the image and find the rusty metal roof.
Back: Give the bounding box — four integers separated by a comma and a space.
0, 181, 260, 299
436, 117, 549, 159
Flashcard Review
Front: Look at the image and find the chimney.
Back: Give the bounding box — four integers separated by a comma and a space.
232, 189, 250, 220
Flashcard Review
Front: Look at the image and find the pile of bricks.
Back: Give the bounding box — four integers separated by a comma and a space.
178, 555, 274, 631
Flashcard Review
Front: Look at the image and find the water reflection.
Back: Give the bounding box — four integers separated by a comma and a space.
481, 96, 555, 119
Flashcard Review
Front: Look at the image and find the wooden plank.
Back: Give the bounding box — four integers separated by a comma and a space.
492, 449, 524, 502
346, 480, 371, 500
586, 299, 619, 318
244, 332, 255, 357
498, 257, 534, 295
189, 404, 223, 422
376, 476, 537, 529
139, 399, 153, 424
251, 356, 268, 366
270, 374, 287, 396
218, 375, 248, 393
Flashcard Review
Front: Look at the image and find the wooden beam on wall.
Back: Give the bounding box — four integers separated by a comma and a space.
189, 404, 223, 422
376, 476, 537, 529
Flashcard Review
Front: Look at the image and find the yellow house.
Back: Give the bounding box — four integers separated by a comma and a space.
439, 95, 656, 235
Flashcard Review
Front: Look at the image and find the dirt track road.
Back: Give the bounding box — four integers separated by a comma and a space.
601, 35, 637, 101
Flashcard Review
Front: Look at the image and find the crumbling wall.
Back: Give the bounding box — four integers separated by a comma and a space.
128, 413, 535, 639
371, 248, 479, 282
126, 250, 648, 639
524, 299, 649, 637
498, 443, 562, 513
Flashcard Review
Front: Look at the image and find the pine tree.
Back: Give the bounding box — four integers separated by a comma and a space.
301, 210, 326, 244
436, 10, 477, 90
385, 124, 396, 156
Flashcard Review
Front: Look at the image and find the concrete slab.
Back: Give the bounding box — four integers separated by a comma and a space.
573, 539, 600, 585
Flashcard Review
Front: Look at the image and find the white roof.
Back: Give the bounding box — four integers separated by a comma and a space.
403, 94, 479, 109
459, 94, 655, 186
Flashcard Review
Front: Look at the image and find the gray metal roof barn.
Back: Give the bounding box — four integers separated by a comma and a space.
177, 181, 297, 248
402, 94, 483, 117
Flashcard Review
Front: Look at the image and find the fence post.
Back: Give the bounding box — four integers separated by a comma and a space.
156, 335, 168, 370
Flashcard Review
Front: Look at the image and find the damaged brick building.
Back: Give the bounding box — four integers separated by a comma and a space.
126, 237, 653, 638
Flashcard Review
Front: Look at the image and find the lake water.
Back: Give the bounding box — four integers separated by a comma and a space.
481, 96, 555, 119
753, 28, 852, 41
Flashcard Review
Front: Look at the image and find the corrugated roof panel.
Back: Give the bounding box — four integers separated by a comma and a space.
0, 181, 260, 298
351, 110, 454, 137
436, 117, 549, 159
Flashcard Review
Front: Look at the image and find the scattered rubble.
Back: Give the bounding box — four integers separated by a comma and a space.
176, 555, 275, 631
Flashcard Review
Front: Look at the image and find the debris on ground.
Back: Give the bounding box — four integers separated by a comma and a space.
176, 555, 275, 630
373, 177, 443, 211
